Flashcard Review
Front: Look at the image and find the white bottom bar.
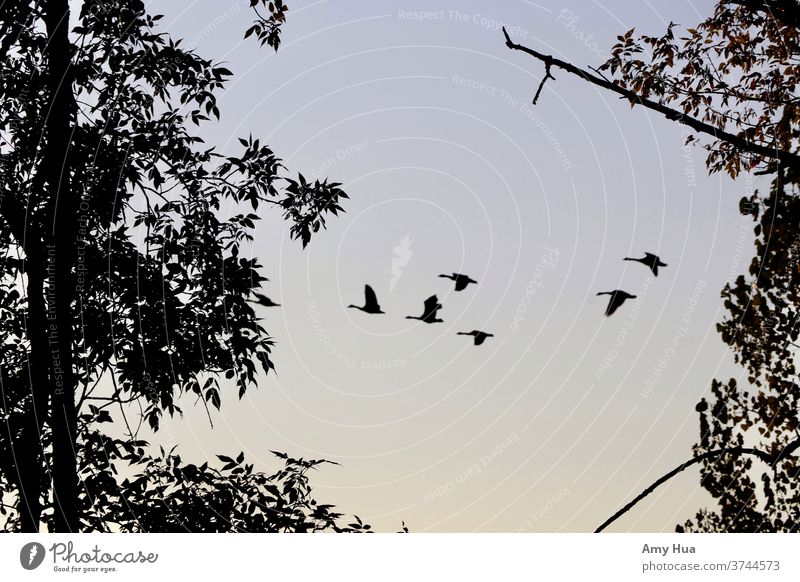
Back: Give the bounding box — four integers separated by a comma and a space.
1, 534, 796, 581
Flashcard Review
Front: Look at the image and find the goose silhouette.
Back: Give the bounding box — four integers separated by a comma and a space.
439, 273, 478, 291
457, 330, 494, 346
348, 285, 385, 314
406, 295, 443, 323
597, 290, 636, 317
624, 253, 667, 276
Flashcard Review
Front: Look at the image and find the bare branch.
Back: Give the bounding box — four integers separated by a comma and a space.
501, 27, 800, 171
532, 60, 555, 105
595, 438, 800, 533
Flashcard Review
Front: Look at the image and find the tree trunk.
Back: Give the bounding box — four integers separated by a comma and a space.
13, 250, 51, 532
43, 0, 78, 533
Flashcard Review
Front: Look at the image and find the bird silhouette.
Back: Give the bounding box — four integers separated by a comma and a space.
596, 290, 637, 317
251, 292, 281, 307
406, 295, 443, 323
348, 285, 385, 314
457, 330, 494, 346
624, 252, 667, 276
439, 273, 478, 291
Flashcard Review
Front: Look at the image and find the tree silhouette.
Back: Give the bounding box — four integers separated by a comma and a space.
504, 1, 800, 531
0, 0, 353, 532
504, 1, 800, 178
76, 427, 371, 533
681, 171, 800, 531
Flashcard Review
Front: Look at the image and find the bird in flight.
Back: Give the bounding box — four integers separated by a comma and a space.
596, 290, 637, 317
624, 253, 668, 276
406, 295, 444, 323
348, 285, 385, 314
439, 273, 478, 291
457, 330, 494, 346
252, 292, 281, 307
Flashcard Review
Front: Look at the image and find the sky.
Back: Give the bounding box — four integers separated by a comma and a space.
143, 0, 768, 532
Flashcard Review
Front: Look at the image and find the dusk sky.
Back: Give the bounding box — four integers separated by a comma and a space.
145, 0, 762, 532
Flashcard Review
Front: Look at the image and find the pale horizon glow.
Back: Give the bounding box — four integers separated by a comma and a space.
145, 0, 761, 533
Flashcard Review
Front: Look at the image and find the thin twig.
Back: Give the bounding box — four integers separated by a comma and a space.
532, 60, 555, 105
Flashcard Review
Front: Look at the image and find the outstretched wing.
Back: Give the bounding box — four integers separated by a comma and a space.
364, 285, 380, 310
605, 293, 622, 317
423, 295, 441, 316
643, 253, 661, 276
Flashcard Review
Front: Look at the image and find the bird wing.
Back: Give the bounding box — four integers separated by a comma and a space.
605, 293, 622, 317
364, 285, 380, 310
423, 295, 440, 313
474, 334, 486, 345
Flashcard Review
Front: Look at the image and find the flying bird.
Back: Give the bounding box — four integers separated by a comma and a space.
439, 273, 478, 291
624, 253, 668, 276
348, 285, 385, 314
251, 292, 281, 307
406, 295, 444, 323
457, 330, 494, 346
596, 290, 637, 317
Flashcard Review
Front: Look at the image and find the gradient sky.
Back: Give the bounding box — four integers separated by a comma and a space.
141, 0, 766, 532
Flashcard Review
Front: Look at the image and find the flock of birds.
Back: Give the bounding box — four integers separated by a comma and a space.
251, 252, 668, 346
347, 273, 495, 346
598, 252, 668, 316
342, 251, 668, 347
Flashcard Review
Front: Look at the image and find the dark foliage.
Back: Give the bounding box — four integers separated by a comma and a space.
505, 1, 800, 531
0, 0, 356, 531
681, 169, 800, 532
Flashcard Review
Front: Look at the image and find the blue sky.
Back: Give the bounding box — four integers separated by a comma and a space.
146, 0, 765, 532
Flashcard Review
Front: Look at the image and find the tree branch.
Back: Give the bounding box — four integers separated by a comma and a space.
501, 27, 800, 171
594, 438, 800, 533
727, 0, 800, 30
532, 59, 555, 105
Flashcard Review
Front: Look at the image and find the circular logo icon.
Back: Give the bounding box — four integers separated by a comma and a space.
20, 542, 46, 570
